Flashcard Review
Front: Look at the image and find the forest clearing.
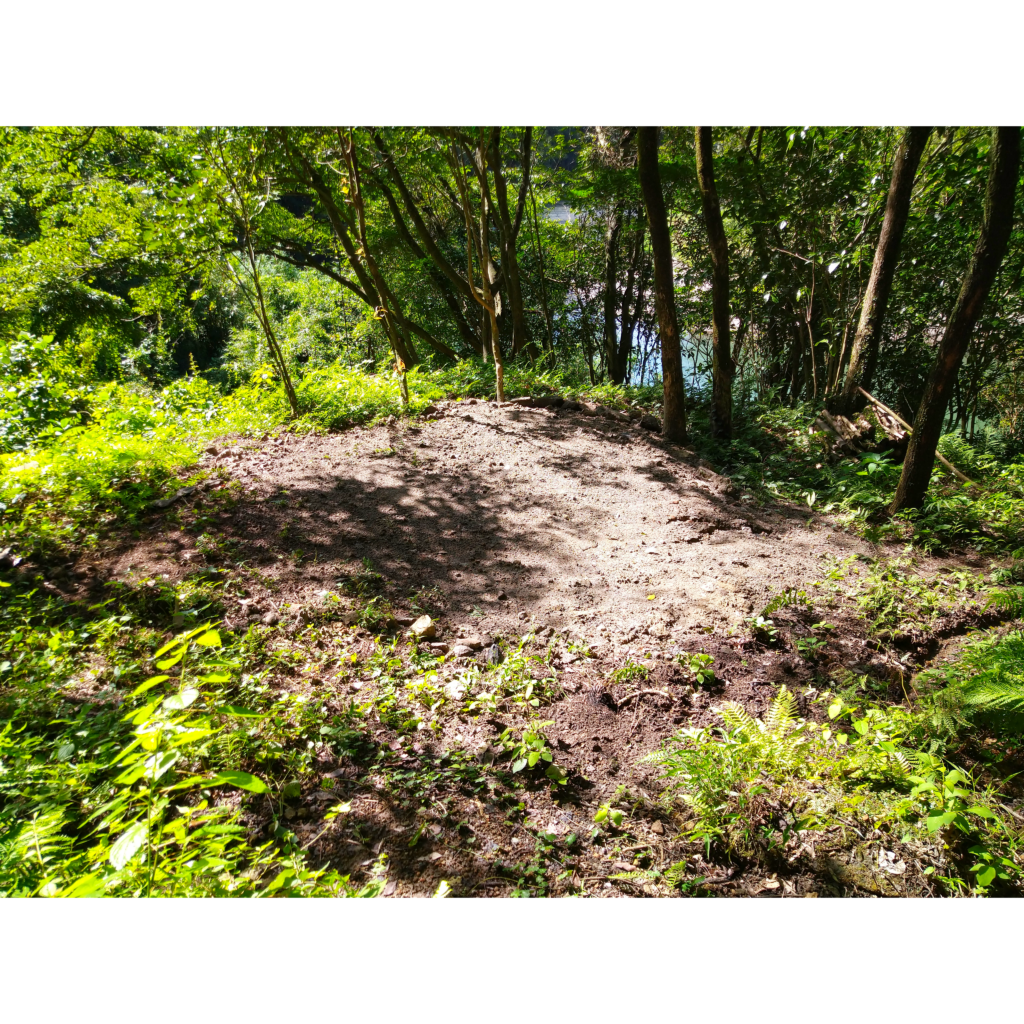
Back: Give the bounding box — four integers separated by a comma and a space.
2, 125, 1024, 898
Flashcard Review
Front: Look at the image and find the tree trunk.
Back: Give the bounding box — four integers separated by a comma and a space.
342, 135, 418, 376
837, 127, 931, 414
695, 126, 734, 439
637, 127, 686, 442
529, 184, 555, 354
488, 127, 530, 357
890, 126, 1020, 514
602, 205, 623, 383
614, 217, 646, 384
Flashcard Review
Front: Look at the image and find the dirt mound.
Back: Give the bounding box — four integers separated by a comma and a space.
118, 398, 872, 647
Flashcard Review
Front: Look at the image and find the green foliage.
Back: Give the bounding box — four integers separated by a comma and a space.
0, 581, 384, 897
746, 614, 779, 645
610, 659, 647, 685
919, 628, 1024, 736
498, 722, 567, 785
677, 652, 715, 687
643, 683, 1021, 894
760, 587, 810, 618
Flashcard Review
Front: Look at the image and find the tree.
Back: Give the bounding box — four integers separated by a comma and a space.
890, 127, 1021, 514
836, 126, 931, 414
637, 126, 687, 442
694, 126, 734, 439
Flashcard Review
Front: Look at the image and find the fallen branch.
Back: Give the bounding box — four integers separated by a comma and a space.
858, 387, 976, 486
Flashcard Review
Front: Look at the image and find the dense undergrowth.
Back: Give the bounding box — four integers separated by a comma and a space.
4, 346, 1024, 896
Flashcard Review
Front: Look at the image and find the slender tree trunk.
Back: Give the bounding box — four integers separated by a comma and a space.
890, 127, 1020, 514
529, 185, 555, 354
342, 135, 417, 382
837, 127, 931, 413
637, 127, 686, 442
602, 205, 623, 382
488, 128, 530, 357
614, 217, 645, 384
695, 126, 734, 438
625, 243, 650, 379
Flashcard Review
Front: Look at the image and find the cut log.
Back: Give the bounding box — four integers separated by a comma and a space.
857, 388, 975, 486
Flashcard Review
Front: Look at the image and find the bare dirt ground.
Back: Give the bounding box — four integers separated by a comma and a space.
83, 398, 997, 896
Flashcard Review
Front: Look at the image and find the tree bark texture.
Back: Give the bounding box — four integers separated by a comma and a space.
837, 126, 931, 414
695, 126, 734, 439
637, 126, 687, 442
890, 126, 1020, 514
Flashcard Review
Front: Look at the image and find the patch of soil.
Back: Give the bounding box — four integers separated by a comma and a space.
70, 399, 997, 896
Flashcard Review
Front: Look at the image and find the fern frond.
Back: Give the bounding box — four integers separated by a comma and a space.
761, 587, 811, 618
718, 701, 759, 739
961, 676, 1024, 712
764, 686, 798, 733
985, 587, 1024, 618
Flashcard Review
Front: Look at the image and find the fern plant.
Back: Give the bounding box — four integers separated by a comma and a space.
921, 629, 1024, 735
717, 687, 811, 776
760, 587, 811, 618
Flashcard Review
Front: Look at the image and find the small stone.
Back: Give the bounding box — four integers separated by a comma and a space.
430, 642, 449, 654
459, 635, 485, 651
640, 414, 662, 432
497, 591, 508, 601
651, 820, 665, 835
410, 615, 436, 639
261, 611, 280, 626
486, 643, 503, 666
452, 644, 474, 657
393, 614, 416, 627
446, 679, 468, 700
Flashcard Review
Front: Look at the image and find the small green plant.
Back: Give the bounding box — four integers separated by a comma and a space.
593, 803, 624, 828
760, 587, 811, 618
498, 722, 567, 785
611, 659, 648, 685
678, 652, 715, 687
746, 614, 779, 645
795, 636, 827, 659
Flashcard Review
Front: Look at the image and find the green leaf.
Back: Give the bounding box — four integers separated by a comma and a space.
153, 636, 186, 659
926, 811, 957, 833
827, 702, 842, 719
109, 822, 147, 869
512, 758, 527, 773
162, 688, 199, 710
194, 629, 222, 647
976, 866, 996, 887
217, 705, 264, 718
131, 674, 169, 696
967, 806, 998, 819
156, 645, 188, 670
207, 770, 268, 793
527, 751, 540, 768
